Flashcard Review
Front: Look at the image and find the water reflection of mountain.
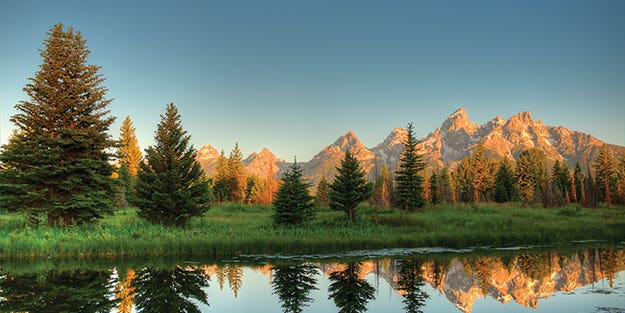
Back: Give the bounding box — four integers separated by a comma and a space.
202, 248, 624, 312
318, 249, 625, 313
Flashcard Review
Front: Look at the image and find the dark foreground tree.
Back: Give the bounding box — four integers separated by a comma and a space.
395, 123, 426, 210
272, 263, 319, 313
329, 150, 373, 222
134, 103, 210, 226
273, 161, 314, 225
0, 24, 116, 226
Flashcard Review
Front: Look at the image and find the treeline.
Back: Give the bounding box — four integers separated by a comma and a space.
414, 142, 625, 208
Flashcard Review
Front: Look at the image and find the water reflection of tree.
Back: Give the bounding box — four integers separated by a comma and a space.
272, 263, 319, 313
115, 268, 137, 313
328, 262, 376, 313
397, 259, 429, 313
0, 269, 117, 312
133, 266, 209, 313
214, 264, 244, 297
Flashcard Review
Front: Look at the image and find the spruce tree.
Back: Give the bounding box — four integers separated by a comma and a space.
551, 160, 572, 205
439, 166, 453, 203
593, 144, 615, 207
0, 24, 116, 226
118, 116, 143, 176
315, 176, 330, 207
134, 103, 210, 226
428, 171, 440, 204
516, 148, 547, 204
227, 143, 247, 203
572, 162, 584, 203
272, 264, 319, 313
329, 150, 373, 222
493, 158, 517, 203
273, 161, 314, 225
395, 123, 426, 210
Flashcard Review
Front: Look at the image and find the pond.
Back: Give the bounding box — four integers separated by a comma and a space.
0, 245, 623, 313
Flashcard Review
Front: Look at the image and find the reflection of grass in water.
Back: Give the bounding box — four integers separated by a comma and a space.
0, 203, 624, 259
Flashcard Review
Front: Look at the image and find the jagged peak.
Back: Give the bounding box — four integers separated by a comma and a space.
441, 107, 478, 134
197, 144, 219, 159
332, 130, 364, 148
381, 126, 407, 146
510, 111, 534, 123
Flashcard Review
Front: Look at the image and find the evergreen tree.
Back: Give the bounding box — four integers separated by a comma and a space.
515, 148, 547, 204
439, 166, 453, 203
0, 24, 116, 226
273, 161, 314, 225
114, 163, 134, 210
593, 144, 615, 206
315, 176, 330, 207
134, 103, 210, 226
328, 262, 376, 313
395, 123, 426, 210
452, 158, 472, 202
493, 158, 517, 203
118, 116, 143, 176
584, 161, 598, 207
329, 150, 374, 222
467, 141, 494, 202
272, 264, 319, 313
616, 154, 625, 205
551, 160, 572, 205
213, 150, 229, 202
572, 162, 584, 204
428, 171, 440, 204
227, 143, 247, 203
371, 164, 392, 207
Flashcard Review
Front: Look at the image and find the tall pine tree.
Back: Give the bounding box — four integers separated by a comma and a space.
134, 103, 210, 226
315, 176, 330, 207
329, 150, 373, 222
516, 148, 547, 204
593, 144, 615, 207
493, 158, 517, 203
118, 116, 143, 176
0, 24, 116, 226
273, 161, 315, 225
395, 123, 426, 210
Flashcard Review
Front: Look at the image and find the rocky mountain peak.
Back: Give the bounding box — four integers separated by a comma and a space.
441, 107, 478, 135
508, 111, 534, 125
196, 144, 219, 160
332, 131, 363, 149
383, 127, 408, 146
244, 147, 282, 178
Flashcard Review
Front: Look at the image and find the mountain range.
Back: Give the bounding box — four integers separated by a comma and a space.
196, 108, 625, 184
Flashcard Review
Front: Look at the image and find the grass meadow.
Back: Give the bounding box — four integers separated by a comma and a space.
0, 203, 624, 259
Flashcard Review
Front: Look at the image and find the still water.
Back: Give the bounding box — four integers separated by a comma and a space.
1, 246, 623, 313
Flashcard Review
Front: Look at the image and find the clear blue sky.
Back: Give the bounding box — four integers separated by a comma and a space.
1, 0, 624, 160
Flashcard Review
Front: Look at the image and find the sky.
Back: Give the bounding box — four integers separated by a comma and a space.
1, 0, 624, 161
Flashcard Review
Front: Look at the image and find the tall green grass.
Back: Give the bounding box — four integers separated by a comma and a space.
0, 203, 623, 259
